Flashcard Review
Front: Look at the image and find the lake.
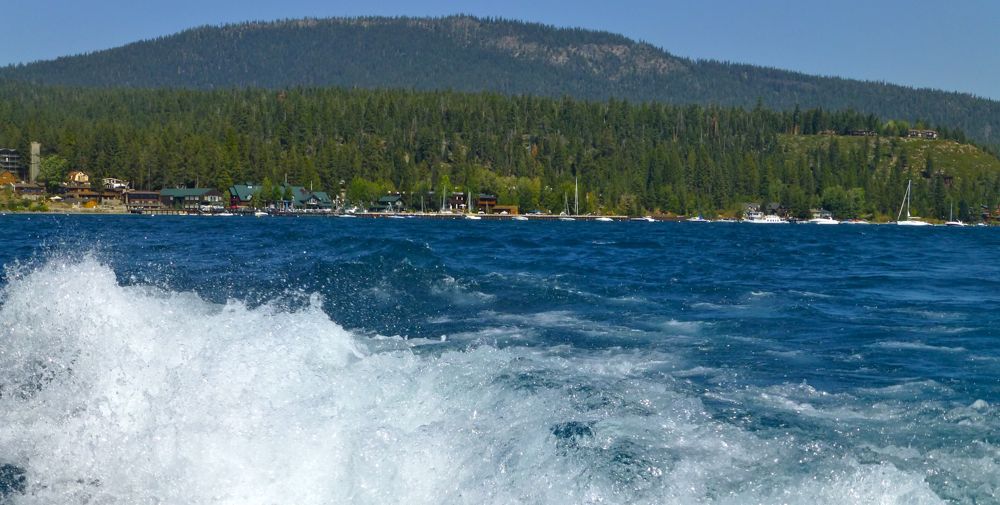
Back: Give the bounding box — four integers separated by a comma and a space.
0, 215, 997, 504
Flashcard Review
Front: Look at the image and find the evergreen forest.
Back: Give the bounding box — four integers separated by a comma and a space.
3, 16, 999, 150
2, 82, 998, 219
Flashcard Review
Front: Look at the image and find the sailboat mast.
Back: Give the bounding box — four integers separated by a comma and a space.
906, 180, 912, 218
575, 177, 579, 215
897, 179, 910, 221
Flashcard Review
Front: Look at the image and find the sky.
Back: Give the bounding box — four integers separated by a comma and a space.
3, 0, 999, 100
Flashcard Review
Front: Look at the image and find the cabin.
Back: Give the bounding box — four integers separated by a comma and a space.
12, 183, 44, 200
765, 202, 787, 217
476, 194, 498, 212
281, 184, 333, 210
159, 188, 223, 210
103, 178, 129, 190
228, 183, 259, 208
374, 194, 404, 212
811, 209, 833, 220
124, 190, 161, 212
446, 192, 468, 212
66, 171, 90, 184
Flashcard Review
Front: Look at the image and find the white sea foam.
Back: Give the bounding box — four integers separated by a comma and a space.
0, 256, 956, 504
871, 340, 967, 353
430, 275, 496, 305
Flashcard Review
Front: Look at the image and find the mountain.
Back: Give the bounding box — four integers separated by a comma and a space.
2, 16, 999, 148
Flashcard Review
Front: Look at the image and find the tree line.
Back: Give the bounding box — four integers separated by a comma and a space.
0, 82, 998, 219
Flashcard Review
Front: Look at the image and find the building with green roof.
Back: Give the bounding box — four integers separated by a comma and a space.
160, 188, 222, 210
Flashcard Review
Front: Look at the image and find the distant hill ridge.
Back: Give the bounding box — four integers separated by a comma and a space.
3, 15, 999, 147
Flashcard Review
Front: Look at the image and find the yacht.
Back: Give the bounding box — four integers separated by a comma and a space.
895, 180, 932, 226
744, 211, 788, 224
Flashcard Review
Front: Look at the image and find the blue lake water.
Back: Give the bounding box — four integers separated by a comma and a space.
0, 215, 997, 504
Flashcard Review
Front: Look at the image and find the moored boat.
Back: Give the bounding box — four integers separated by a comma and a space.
895, 180, 932, 226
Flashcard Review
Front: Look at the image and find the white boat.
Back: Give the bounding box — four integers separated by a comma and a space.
387, 215, 406, 219
595, 216, 614, 222
895, 180, 932, 226
744, 211, 788, 224
807, 217, 839, 225
338, 213, 357, 218
630, 216, 656, 222
558, 217, 576, 222
944, 203, 966, 227
714, 218, 737, 223
216, 212, 234, 217
841, 219, 870, 225
464, 214, 482, 220
512, 215, 529, 221
253, 210, 268, 217
686, 215, 710, 222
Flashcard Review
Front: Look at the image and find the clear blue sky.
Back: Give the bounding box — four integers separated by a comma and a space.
4, 0, 999, 99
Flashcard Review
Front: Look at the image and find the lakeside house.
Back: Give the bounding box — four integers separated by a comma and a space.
67, 171, 90, 184
810, 209, 834, 220
446, 192, 468, 212
227, 183, 332, 211
283, 184, 333, 210
228, 184, 259, 208
160, 188, 223, 210
374, 194, 404, 212
124, 190, 161, 212
476, 194, 498, 213
12, 183, 44, 200
103, 178, 129, 190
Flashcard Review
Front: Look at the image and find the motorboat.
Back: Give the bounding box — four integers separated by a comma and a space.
744, 211, 788, 224
944, 203, 966, 227
807, 217, 839, 225
595, 216, 614, 222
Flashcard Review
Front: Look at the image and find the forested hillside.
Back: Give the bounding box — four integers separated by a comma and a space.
1, 83, 997, 219
2, 16, 999, 148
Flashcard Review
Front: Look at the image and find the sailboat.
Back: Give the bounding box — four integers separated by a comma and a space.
895, 180, 932, 226
944, 202, 966, 227
559, 191, 575, 221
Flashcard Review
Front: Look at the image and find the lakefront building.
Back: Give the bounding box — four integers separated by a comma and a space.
159, 188, 223, 210
0, 149, 22, 176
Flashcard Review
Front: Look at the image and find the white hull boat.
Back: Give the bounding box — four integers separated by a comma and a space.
895, 180, 931, 226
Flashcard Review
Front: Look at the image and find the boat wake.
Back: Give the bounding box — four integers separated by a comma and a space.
0, 256, 958, 504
